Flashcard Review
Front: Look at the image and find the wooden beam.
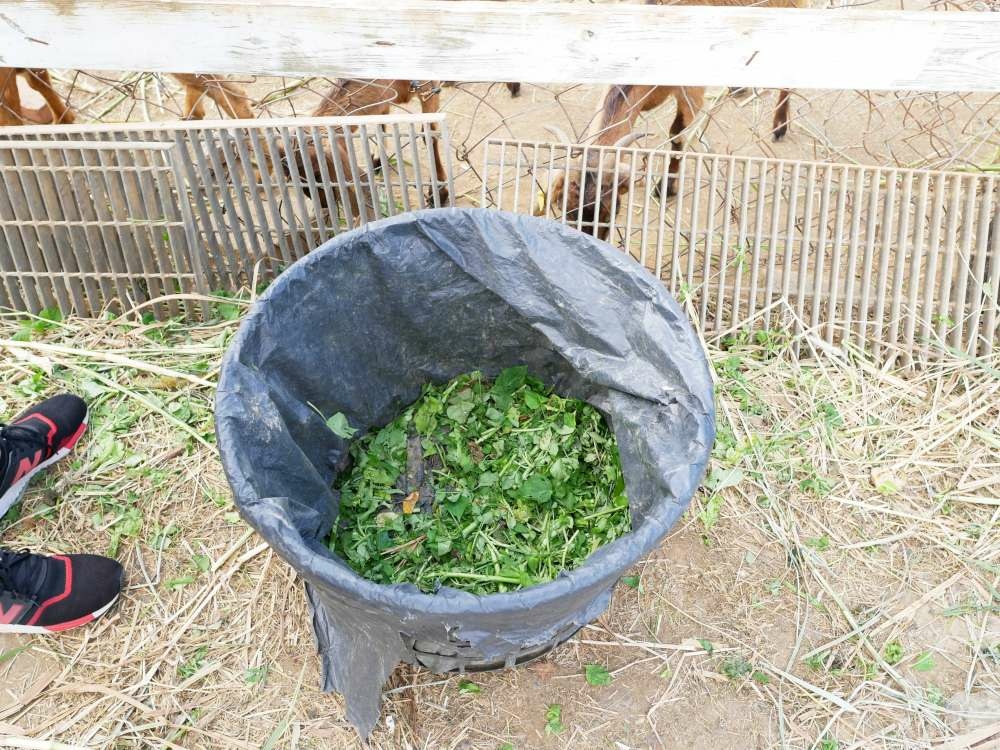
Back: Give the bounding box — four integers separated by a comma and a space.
4, 1, 1000, 92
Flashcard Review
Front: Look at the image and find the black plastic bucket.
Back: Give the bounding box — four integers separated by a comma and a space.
216, 208, 715, 735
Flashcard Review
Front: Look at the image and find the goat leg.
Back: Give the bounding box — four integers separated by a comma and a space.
419, 88, 449, 205
0, 68, 25, 125
662, 108, 687, 199
24, 69, 75, 124
772, 89, 792, 141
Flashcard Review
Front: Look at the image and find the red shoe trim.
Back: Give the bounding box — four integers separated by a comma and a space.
26, 554, 73, 627
59, 419, 88, 451
13, 449, 43, 483
14, 413, 58, 448
0, 601, 26, 625
45, 611, 95, 632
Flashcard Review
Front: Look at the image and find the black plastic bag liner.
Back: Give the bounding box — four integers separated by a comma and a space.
216, 208, 715, 736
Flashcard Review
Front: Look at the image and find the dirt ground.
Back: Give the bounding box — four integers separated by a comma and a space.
0, 307, 997, 749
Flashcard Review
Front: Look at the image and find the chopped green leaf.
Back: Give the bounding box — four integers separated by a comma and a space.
544, 704, 564, 734
883, 640, 904, 665
245, 665, 269, 684
326, 412, 358, 439
912, 651, 935, 672
458, 679, 481, 694
192, 554, 211, 573
584, 663, 612, 686
517, 474, 553, 504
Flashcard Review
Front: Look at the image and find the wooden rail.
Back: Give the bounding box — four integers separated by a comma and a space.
4, 1, 1000, 91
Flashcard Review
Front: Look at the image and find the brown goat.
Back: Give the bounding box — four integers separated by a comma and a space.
0, 69, 75, 126
312, 79, 449, 205
172, 73, 255, 120
539, 0, 805, 240
1, 70, 254, 126
290, 79, 520, 217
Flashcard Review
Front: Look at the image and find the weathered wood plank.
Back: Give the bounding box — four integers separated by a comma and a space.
3, 1, 1000, 91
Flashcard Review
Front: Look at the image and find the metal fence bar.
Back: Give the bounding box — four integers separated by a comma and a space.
967, 179, 995, 356
481, 138, 999, 365
983, 206, 1000, 357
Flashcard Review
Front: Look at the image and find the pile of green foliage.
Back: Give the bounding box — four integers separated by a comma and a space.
328, 367, 630, 594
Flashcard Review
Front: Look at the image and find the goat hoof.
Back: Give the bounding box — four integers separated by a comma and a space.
427, 186, 450, 206
507, 82, 522, 98
772, 125, 789, 142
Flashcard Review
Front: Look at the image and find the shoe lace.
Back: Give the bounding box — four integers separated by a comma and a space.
0, 422, 47, 463
0, 548, 32, 599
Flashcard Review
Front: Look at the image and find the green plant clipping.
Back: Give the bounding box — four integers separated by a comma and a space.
912, 651, 935, 672
544, 704, 564, 734
883, 640, 904, 666
329, 368, 630, 594
720, 656, 754, 680
326, 412, 358, 439
457, 679, 481, 694
584, 664, 612, 686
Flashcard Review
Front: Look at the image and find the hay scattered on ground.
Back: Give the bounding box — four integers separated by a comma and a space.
0, 300, 997, 749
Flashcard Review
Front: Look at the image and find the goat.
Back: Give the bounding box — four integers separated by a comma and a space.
288, 79, 521, 217
537, 0, 805, 240
307, 79, 522, 207
171, 73, 255, 120
1, 70, 254, 126
0, 69, 75, 126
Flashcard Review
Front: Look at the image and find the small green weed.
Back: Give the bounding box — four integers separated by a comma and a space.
192, 554, 211, 573
178, 646, 209, 679
584, 664, 612, 686
804, 653, 826, 672
912, 651, 935, 672
544, 704, 564, 734
245, 666, 269, 685
719, 656, 753, 680
805, 536, 830, 552
883, 640, 904, 666
12, 307, 63, 342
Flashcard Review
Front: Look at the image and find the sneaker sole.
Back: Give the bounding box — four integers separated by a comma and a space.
0, 415, 88, 519
0, 592, 120, 635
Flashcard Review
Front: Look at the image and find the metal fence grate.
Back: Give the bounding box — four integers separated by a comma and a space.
480, 139, 999, 363
2, 119, 996, 364
1, 114, 453, 317
0, 140, 205, 319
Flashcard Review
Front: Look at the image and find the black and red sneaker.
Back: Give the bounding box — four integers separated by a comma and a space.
0, 394, 88, 518
0, 548, 123, 634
